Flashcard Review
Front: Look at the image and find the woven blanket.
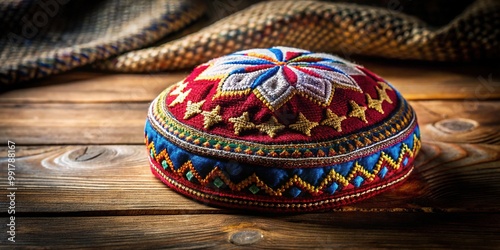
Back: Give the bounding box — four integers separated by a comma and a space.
1, 0, 499, 85
0, 0, 204, 85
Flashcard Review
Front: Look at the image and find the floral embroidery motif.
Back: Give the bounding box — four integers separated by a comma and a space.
197, 47, 365, 111
201, 105, 223, 129
289, 113, 319, 136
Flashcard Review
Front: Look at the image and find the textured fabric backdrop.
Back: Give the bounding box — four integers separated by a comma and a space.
1, 0, 498, 85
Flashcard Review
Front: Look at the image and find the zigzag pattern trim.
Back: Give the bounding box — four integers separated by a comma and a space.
147, 134, 420, 197
150, 160, 414, 211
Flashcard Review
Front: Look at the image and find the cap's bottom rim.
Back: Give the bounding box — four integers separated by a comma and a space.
149, 156, 414, 213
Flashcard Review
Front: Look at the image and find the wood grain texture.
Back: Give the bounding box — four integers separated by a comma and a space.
362, 60, 500, 101
0, 102, 148, 145
1, 213, 498, 248
1, 142, 498, 214
416, 101, 500, 145
0, 145, 216, 213
0, 61, 499, 249
0, 61, 498, 103
0, 72, 187, 103
0, 101, 498, 145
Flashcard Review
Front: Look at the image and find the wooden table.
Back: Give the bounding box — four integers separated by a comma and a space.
1, 59, 499, 248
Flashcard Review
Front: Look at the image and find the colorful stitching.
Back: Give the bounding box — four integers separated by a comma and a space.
148, 91, 417, 167
321, 109, 347, 132
151, 159, 414, 211
228, 112, 256, 135
256, 116, 286, 138
195, 47, 365, 111
146, 133, 420, 197
348, 100, 368, 123
288, 112, 319, 136
168, 88, 191, 107
366, 93, 385, 114
201, 105, 223, 129
154, 85, 411, 149
184, 100, 205, 119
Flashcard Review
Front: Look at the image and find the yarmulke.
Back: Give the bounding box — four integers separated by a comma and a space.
145, 46, 421, 212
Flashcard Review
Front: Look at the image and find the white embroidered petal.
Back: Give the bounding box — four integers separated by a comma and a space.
199, 63, 239, 77
298, 78, 331, 100
234, 48, 279, 61
310, 67, 361, 92
291, 67, 333, 104
211, 55, 261, 65
221, 69, 266, 92
255, 68, 295, 109
316, 61, 365, 76
273, 46, 310, 54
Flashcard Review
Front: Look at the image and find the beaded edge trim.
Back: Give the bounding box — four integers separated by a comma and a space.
150, 157, 414, 212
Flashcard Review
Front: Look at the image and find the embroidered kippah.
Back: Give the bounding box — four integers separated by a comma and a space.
145, 46, 421, 212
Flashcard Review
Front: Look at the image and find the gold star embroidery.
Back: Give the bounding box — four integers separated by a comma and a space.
366, 93, 384, 114
169, 81, 188, 96
256, 116, 285, 138
378, 81, 393, 93
228, 112, 256, 135
320, 109, 346, 132
201, 105, 223, 129
183, 100, 206, 119
289, 113, 319, 136
168, 89, 191, 107
348, 100, 368, 123
376, 86, 392, 104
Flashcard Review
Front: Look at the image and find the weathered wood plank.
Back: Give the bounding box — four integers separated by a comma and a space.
1, 213, 499, 248
415, 101, 500, 144
0, 72, 186, 103
0, 101, 498, 145
362, 60, 500, 101
0, 145, 216, 213
0, 102, 148, 145
0, 142, 498, 213
0, 61, 498, 103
